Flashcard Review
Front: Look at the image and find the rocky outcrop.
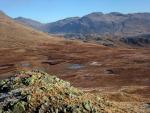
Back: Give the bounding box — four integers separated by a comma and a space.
0, 70, 141, 113
120, 34, 150, 46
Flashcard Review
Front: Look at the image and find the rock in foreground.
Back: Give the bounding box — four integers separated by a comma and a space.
0, 70, 146, 113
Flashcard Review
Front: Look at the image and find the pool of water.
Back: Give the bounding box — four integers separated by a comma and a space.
68, 64, 85, 69
21, 63, 31, 67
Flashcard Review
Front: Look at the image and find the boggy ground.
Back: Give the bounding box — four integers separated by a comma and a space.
0, 39, 150, 107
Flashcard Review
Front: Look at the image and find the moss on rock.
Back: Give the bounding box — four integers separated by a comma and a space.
0, 70, 140, 113
12, 101, 26, 113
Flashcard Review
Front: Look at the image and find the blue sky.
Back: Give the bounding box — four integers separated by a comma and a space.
0, 0, 150, 23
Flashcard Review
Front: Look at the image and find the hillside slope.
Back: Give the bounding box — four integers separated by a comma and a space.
14, 17, 44, 31
0, 11, 61, 48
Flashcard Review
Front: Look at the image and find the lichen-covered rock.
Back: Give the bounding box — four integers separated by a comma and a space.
0, 70, 143, 113
82, 101, 92, 111
12, 101, 26, 113
21, 77, 34, 86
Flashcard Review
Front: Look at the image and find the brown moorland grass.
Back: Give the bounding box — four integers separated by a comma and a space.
0, 12, 150, 109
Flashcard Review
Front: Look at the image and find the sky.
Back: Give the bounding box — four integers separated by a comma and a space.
0, 0, 150, 23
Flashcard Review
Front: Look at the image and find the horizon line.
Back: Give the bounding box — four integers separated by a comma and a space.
1, 10, 150, 24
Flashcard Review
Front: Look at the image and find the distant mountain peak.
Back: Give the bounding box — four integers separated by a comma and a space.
0, 10, 5, 15
85, 12, 126, 17
85, 12, 104, 17
14, 17, 44, 30
89, 12, 104, 15
108, 12, 125, 16
53, 17, 80, 23
15, 17, 43, 24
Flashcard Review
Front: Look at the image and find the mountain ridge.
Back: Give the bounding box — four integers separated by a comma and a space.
14, 12, 150, 36
14, 17, 44, 31
13, 11, 150, 47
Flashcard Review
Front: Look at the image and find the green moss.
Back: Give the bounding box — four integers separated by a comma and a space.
12, 101, 26, 113
21, 77, 34, 86
0, 108, 3, 113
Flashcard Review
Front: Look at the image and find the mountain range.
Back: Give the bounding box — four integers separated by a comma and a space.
14, 12, 150, 47
14, 12, 150, 36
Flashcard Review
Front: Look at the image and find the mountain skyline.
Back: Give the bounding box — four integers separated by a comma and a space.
4, 10, 150, 23
14, 11, 150, 37
13, 11, 150, 47
13, 11, 150, 23
1, 0, 150, 23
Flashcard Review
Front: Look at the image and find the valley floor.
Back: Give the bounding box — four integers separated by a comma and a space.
0, 40, 150, 111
